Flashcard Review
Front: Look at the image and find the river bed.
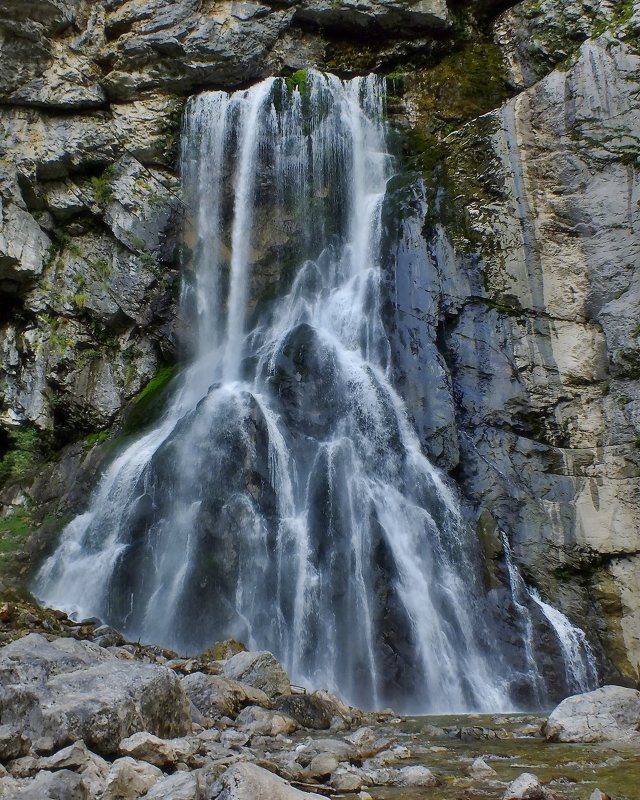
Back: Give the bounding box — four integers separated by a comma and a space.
305, 713, 639, 799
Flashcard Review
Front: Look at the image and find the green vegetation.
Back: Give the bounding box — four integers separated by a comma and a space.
90, 165, 116, 205
73, 270, 87, 288
40, 316, 74, 356
402, 42, 512, 139
73, 292, 89, 309
590, 0, 637, 36
167, 100, 186, 132
85, 430, 109, 448
162, 100, 187, 157
123, 364, 179, 434
77, 348, 102, 367
92, 258, 112, 279
285, 69, 309, 95
140, 251, 157, 270
389, 40, 513, 254
45, 241, 59, 268
0, 509, 32, 555
617, 349, 640, 380
0, 428, 45, 485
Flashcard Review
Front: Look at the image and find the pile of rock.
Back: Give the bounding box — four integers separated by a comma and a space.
0, 631, 436, 798
0, 629, 627, 799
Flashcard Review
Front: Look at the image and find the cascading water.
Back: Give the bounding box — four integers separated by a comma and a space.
34, 72, 596, 712
501, 532, 598, 700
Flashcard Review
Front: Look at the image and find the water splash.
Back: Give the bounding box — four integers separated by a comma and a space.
35, 72, 596, 712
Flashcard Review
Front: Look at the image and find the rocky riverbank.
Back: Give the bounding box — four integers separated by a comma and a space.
0, 607, 635, 799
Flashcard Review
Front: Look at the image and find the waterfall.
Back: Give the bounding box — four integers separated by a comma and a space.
34, 72, 596, 712
502, 532, 598, 698
529, 589, 599, 694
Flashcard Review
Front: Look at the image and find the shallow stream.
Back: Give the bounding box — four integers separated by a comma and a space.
315, 713, 638, 799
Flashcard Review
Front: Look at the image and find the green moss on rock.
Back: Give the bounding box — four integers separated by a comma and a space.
285, 69, 310, 95
404, 41, 512, 138
122, 364, 179, 434
388, 39, 512, 253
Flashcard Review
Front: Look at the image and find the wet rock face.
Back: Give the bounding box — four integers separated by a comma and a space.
101, 0, 295, 101
385, 11, 640, 686
272, 694, 333, 730
0, 0, 482, 472
0, 0, 104, 111
293, 0, 450, 34
0, 109, 181, 439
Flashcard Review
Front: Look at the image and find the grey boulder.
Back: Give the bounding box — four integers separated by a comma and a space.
215, 762, 318, 799
11, 768, 89, 799
0, 725, 31, 762
181, 673, 270, 719
143, 770, 207, 799
119, 731, 197, 768
235, 705, 299, 737
101, 756, 163, 800
503, 772, 555, 800
222, 651, 291, 700
272, 693, 333, 730
544, 685, 640, 743
0, 634, 191, 756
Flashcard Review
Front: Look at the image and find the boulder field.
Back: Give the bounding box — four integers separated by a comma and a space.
0, 623, 633, 799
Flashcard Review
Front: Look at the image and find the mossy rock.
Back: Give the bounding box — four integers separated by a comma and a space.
122, 364, 180, 435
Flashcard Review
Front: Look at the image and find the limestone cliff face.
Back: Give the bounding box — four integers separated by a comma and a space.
389, 0, 640, 684
0, 0, 638, 685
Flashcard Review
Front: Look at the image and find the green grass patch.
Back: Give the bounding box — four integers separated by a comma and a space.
85, 430, 109, 448
90, 165, 116, 205
0, 510, 32, 554
73, 292, 89, 309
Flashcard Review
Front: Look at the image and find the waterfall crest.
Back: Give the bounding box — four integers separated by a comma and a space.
34, 72, 596, 712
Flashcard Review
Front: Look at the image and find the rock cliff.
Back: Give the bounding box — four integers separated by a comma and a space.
0, 0, 638, 688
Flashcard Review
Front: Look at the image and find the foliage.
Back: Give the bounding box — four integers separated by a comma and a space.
85, 430, 109, 447
0, 509, 32, 554
73, 292, 89, 309
387, 39, 514, 255
92, 258, 112, 278
90, 165, 116, 205
0, 428, 45, 485
404, 41, 512, 139
286, 69, 309, 95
